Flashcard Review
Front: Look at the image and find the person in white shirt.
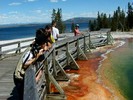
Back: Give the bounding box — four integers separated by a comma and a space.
51, 20, 59, 41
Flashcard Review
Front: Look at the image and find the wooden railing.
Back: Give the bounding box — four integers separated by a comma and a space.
0, 38, 34, 59
23, 29, 113, 100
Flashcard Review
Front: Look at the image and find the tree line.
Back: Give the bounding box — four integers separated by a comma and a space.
89, 2, 133, 31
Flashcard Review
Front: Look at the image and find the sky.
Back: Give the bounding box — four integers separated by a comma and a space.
0, 0, 132, 25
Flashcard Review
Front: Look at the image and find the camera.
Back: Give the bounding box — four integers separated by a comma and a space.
30, 43, 41, 57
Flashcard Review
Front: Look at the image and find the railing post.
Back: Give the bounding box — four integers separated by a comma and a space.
44, 58, 50, 94
83, 35, 86, 53
85, 33, 91, 52
18, 41, 21, 53
0, 47, 2, 59
76, 37, 88, 60
16, 41, 21, 53
77, 38, 80, 58
107, 31, 113, 45
89, 33, 91, 48
52, 48, 57, 76
107, 32, 109, 44
66, 42, 69, 66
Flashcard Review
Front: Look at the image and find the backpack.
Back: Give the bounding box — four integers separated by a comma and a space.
14, 48, 30, 80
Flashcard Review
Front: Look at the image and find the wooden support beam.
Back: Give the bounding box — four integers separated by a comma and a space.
45, 72, 66, 100
46, 94, 66, 100
83, 35, 91, 53
85, 42, 91, 52
77, 44, 88, 60
67, 50, 80, 69
55, 59, 69, 81
64, 42, 80, 70
48, 72, 65, 94
44, 58, 66, 100
88, 34, 96, 49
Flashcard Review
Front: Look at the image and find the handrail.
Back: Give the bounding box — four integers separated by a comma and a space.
0, 38, 34, 59
23, 30, 113, 100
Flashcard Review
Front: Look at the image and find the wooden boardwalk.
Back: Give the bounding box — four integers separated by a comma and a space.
0, 54, 22, 100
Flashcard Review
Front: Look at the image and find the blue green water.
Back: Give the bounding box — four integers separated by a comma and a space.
102, 38, 133, 100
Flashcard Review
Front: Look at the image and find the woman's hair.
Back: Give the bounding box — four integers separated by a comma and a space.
44, 24, 52, 38
35, 34, 48, 45
36, 28, 45, 38
36, 26, 51, 39
30, 34, 47, 58
44, 24, 52, 30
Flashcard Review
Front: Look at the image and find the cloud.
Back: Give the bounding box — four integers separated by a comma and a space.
9, 11, 18, 14
27, 0, 37, 2
0, 14, 8, 19
33, 10, 42, 13
8, 2, 22, 6
0, 9, 52, 24
62, 0, 66, 1
23, 0, 37, 3
50, 0, 67, 2
50, 0, 58, 3
0, 13, 34, 24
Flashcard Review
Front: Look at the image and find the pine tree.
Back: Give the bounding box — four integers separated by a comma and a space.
71, 22, 75, 32
51, 9, 56, 21
127, 2, 133, 30
51, 8, 65, 33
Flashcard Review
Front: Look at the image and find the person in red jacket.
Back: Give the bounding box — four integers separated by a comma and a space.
74, 24, 81, 36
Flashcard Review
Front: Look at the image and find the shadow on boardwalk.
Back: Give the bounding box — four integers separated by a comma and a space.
7, 86, 19, 100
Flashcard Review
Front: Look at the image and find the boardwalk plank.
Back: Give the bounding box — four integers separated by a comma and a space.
0, 54, 22, 100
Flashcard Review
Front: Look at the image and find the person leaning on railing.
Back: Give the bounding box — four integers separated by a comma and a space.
13, 34, 49, 100
44, 24, 55, 44
36, 24, 55, 49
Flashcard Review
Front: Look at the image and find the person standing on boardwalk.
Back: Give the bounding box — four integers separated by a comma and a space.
51, 20, 59, 55
74, 24, 82, 36
13, 34, 49, 100
74, 24, 83, 46
51, 20, 59, 41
